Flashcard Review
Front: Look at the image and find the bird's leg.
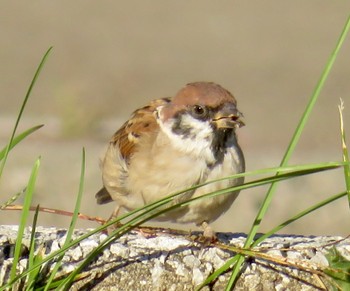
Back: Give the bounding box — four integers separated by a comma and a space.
110, 206, 121, 220
105, 206, 123, 234
201, 221, 217, 241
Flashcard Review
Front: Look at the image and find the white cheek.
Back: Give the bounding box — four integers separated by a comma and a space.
157, 114, 216, 163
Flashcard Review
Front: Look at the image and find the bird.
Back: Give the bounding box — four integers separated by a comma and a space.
95, 82, 245, 237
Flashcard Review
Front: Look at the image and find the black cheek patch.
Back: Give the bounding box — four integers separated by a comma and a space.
171, 111, 193, 138
171, 108, 214, 140
210, 128, 237, 167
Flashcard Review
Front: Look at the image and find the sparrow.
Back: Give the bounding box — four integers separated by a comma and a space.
96, 82, 245, 237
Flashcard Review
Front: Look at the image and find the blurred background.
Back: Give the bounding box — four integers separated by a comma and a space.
1, 1, 350, 236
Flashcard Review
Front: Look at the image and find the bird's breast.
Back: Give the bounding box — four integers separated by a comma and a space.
126, 134, 209, 207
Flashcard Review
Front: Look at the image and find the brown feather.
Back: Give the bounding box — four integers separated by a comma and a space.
110, 97, 171, 161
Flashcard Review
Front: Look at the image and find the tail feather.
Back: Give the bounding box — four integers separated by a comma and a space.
95, 187, 113, 204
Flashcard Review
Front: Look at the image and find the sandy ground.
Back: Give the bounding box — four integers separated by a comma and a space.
1, 1, 350, 236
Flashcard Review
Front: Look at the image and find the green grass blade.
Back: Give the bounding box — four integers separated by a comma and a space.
338, 100, 350, 207
226, 15, 350, 290
67, 147, 86, 232
27, 205, 42, 290
89, 163, 342, 242
44, 148, 86, 290
196, 190, 348, 290
324, 247, 350, 289
9, 158, 41, 281
0, 125, 44, 161
246, 12, 350, 250
253, 191, 348, 246
0, 46, 52, 181
91, 161, 343, 230
196, 256, 239, 290
57, 161, 345, 240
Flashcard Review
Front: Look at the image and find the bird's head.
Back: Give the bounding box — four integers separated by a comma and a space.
156, 82, 244, 163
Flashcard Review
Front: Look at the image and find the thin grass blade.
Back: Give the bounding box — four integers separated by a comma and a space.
338, 99, 350, 207
27, 205, 42, 290
196, 190, 348, 290
226, 15, 350, 291
0, 125, 44, 162
9, 158, 41, 281
44, 148, 86, 290
0, 46, 52, 181
254, 191, 348, 246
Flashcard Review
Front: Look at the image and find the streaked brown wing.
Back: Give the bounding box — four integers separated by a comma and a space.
111, 97, 171, 161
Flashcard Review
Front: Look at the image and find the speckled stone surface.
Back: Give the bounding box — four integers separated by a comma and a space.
0, 225, 349, 290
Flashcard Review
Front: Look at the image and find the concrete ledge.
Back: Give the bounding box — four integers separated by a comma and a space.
0, 225, 348, 290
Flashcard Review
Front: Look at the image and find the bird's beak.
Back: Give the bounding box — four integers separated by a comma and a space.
212, 105, 245, 129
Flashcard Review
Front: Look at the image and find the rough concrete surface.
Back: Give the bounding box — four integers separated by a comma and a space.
1, 226, 349, 290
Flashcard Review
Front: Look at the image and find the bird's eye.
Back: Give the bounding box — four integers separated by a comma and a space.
191, 105, 208, 118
